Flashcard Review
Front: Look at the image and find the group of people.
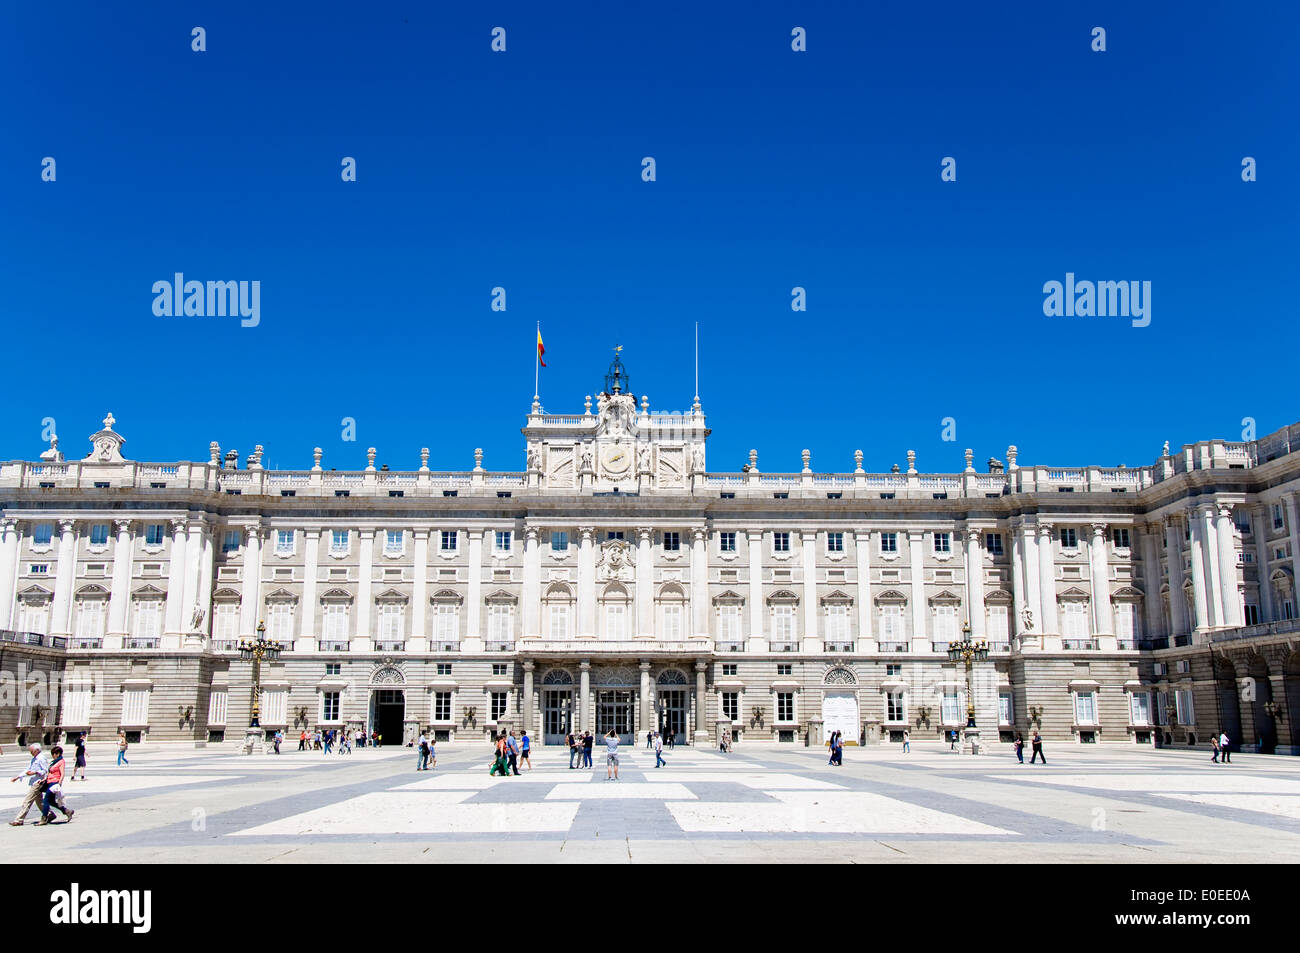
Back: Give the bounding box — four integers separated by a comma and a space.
489, 730, 532, 776
415, 733, 439, 770
9, 740, 80, 826
1211, 731, 1233, 763
292, 728, 381, 753
1013, 732, 1047, 763
565, 730, 596, 768
827, 730, 846, 765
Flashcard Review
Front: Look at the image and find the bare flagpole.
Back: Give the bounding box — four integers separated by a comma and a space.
693, 321, 700, 409
534, 321, 540, 404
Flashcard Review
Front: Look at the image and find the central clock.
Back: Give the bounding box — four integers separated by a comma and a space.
601, 444, 631, 474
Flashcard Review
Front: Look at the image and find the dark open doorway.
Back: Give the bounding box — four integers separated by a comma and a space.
372, 689, 405, 746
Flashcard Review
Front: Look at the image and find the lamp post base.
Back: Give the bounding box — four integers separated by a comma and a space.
240, 727, 265, 755
962, 726, 983, 755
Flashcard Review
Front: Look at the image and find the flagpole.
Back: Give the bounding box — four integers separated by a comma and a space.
534, 321, 540, 403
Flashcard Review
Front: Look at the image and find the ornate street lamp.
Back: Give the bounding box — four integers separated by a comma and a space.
947, 621, 989, 751
238, 620, 282, 753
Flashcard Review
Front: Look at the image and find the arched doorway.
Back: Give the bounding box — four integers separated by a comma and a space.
541, 669, 574, 745
656, 669, 689, 744
1285, 652, 1300, 755
821, 666, 860, 745
1247, 655, 1277, 754
1212, 655, 1243, 751
368, 665, 406, 746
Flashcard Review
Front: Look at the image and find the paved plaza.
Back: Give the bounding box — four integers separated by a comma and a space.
4, 741, 1299, 863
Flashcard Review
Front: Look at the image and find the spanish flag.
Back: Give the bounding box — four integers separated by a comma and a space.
537, 327, 546, 367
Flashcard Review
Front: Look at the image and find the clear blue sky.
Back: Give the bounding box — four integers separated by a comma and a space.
2, 2, 1295, 475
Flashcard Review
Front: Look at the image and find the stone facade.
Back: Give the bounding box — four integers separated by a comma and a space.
3, 360, 1300, 751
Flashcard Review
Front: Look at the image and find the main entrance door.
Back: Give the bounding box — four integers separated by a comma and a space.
658, 689, 687, 744
822, 691, 859, 745
595, 690, 634, 745
371, 689, 405, 746
543, 689, 573, 745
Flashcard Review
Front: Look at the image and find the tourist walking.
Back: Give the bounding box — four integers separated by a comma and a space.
950, 729, 959, 751
665, 729, 674, 751
1219, 730, 1231, 763
1014, 732, 1025, 763
489, 735, 511, 776
566, 730, 578, 769
605, 730, 621, 781
39, 746, 74, 825
519, 730, 531, 770
506, 732, 521, 776
298, 730, 307, 751
646, 729, 655, 749
417, 733, 430, 771
583, 731, 594, 768
323, 731, 333, 755
654, 732, 666, 768
425, 735, 435, 769
1030, 731, 1046, 764
116, 732, 129, 766
71, 734, 87, 781
339, 731, 351, 754
273, 730, 283, 754
1211, 733, 1221, 763
902, 729, 911, 754
9, 744, 50, 826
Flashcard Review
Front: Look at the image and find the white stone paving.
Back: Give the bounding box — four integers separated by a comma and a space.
992, 773, 1300, 794
231, 792, 580, 835
667, 791, 1018, 835
1154, 793, 1300, 820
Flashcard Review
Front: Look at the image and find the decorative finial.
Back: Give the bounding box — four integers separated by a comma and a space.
854, 449, 863, 473
964, 448, 974, 472
801, 449, 811, 473
1006, 445, 1018, 471
640, 395, 649, 413
102, 412, 115, 431
366, 447, 376, 471
313, 447, 323, 471
419, 448, 429, 472
209, 441, 221, 466
584, 395, 593, 415
907, 450, 917, 474
474, 447, 484, 471
1162, 440, 1170, 457
748, 449, 758, 469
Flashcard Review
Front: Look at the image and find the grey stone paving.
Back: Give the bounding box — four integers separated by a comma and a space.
4, 741, 1298, 862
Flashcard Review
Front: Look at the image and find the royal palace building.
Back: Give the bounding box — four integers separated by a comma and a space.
3, 355, 1300, 754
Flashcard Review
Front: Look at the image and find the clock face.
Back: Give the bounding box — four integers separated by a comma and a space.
601, 445, 631, 474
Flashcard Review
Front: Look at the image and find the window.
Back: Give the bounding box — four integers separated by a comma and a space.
773, 532, 790, 553
986, 605, 1009, 643
1074, 691, 1098, 725
777, 692, 795, 722
214, 604, 238, 642
662, 604, 683, 639
276, 530, 294, 555
492, 663, 507, 676
76, 601, 105, 641
777, 663, 792, 676
880, 532, 897, 554
1060, 527, 1078, 549
985, 533, 1003, 556
440, 530, 457, 552
378, 603, 404, 641
933, 604, 957, 644
134, 601, 162, 640
1155, 690, 1169, 725
1114, 602, 1137, 641
886, 664, 901, 676
721, 692, 739, 721
1130, 692, 1150, 726
32, 523, 53, 546
606, 531, 624, 541
490, 692, 508, 722
435, 606, 458, 644
550, 531, 568, 553
433, 692, 452, 721
719, 532, 736, 553
548, 603, 570, 639
933, 533, 951, 554
720, 492, 735, 499
771, 604, 796, 643
1244, 604, 1260, 626
89, 524, 109, 546
879, 605, 904, 641
222, 530, 240, 553
207, 690, 228, 727
330, 530, 349, 554
436, 663, 452, 676
144, 524, 165, 547
604, 604, 626, 640
1112, 528, 1131, 549
488, 604, 513, 642
323, 603, 350, 642
1273, 504, 1285, 530
267, 602, 294, 643
887, 692, 906, 722
1062, 601, 1089, 639
322, 692, 340, 722
722, 664, 737, 676
717, 605, 741, 642
998, 691, 1013, 725
385, 530, 403, 554
941, 690, 960, 725
827, 532, 844, 553
325, 662, 341, 675
825, 604, 849, 643
494, 531, 512, 553
663, 531, 681, 552
122, 689, 151, 726
773, 492, 789, 500
29, 564, 48, 575
1175, 689, 1195, 725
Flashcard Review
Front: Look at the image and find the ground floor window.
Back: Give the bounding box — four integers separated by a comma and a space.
941, 690, 960, 725
1175, 689, 1195, 725
886, 691, 905, 722
998, 691, 1013, 726
776, 692, 794, 722
490, 691, 508, 722
1129, 692, 1150, 726
721, 692, 739, 722
122, 689, 151, 726
433, 692, 452, 722
322, 691, 340, 722
1074, 691, 1097, 726
207, 690, 227, 727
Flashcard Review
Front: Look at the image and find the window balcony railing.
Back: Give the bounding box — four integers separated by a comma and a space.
486, 641, 515, 652
319, 641, 350, 652
126, 638, 159, 649
823, 641, 854, 653
931, 641, 951, 653
769, 640, 798, 652
374, 641, 405, 652
1, 630, 55, 647
1139, 637, 1169, 651
432, 640, 461, 652
70, 638, 102, 650
987, 641, 1010, 653
878, 641, 909, 653
716, 640, 745, 652
1063, 639, 1099, 651
1116, 639, 1136, 651
210, 640, 238, 652
1173, 634, 1192, 647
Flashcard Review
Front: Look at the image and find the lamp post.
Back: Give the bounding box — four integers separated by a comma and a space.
238, 620, 282, 754
947, 621, 989, 753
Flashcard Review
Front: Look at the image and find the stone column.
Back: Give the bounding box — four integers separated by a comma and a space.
1215, 503, 1242, 629
522, 526, 540, 641
409, 528, 429, 652
181, 518, 205, 629
161, 518, 189, 640
1088, 522, 1113, 639
854, 530, 873, 650
1036, 523, 1060, 640
465, 529, 484, 652
747, 529, 765, 651
964, 527, 986, 639
194, 521, 214, 644
1252, 506, 1274, 622
694, 660, 709, 744
1287, 494, 1300, 608
299, 528, 320, 651
105, 520, 132, 647
1010, 520, 1025, 636
578, 659, 591, 733
354, 528, 375, 651
636, 526, 653, 638
639, 660, 652, 737
0, 518, 21, 630
1199, 503, 1224, 629
1188, 506, 1212, 631
1139, 523, 1163, 639
690, 527, 709, 640
1022, 521, 1043, 648
907, 530, 927, 650
523, 660, 535, 737
1165, 515, 1188, 637
50, 519, 78, 639
577, 526, 596, 639
238, 523, 262, 638
801, 530, 819, 650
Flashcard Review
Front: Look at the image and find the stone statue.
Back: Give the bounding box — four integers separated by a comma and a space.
581, 447, 593, 471
191, 605, 206, 631
1021, 607, 1034, 631
40, 435, 63, 462
526, 448, 538, 471
638, 445, 651, 471
693, 445, 705, 473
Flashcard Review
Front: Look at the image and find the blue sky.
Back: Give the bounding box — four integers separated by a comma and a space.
2, 2, 1295, 475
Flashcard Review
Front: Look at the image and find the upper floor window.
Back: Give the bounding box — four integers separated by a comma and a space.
885, 664, 902, 677
607, 531, 624, 541
88, 524, 110, 547
440, 530, 457, 552
719, 532, 736, 553
1059, 527, 1079, 549
880, 532, 897, 553
777, 663, 793, 676
32, 523, 54, 546
325, 663, 341, 676
721, 663, 737, 677
773, 532, 790, 553
1112, 528, 1131, 549
984, 533, 1003, 556
436, 663, 452, 676
222, 530, 240, 553
551, 531, 569, 553
330, 530, 349, 553
933, 533, 951, 554
385, 530, 404, 554
1273, 504, 1284, 530
494, 530, 512, 553
276, 530, 294, 555
827, 532, 844, 553
662, 531, 681, 552
144, 524, 165, 547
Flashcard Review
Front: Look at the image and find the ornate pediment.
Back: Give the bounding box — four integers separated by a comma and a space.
84, 412, 127, 463
595, 393, 638, 440
596, 538, 636, 582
